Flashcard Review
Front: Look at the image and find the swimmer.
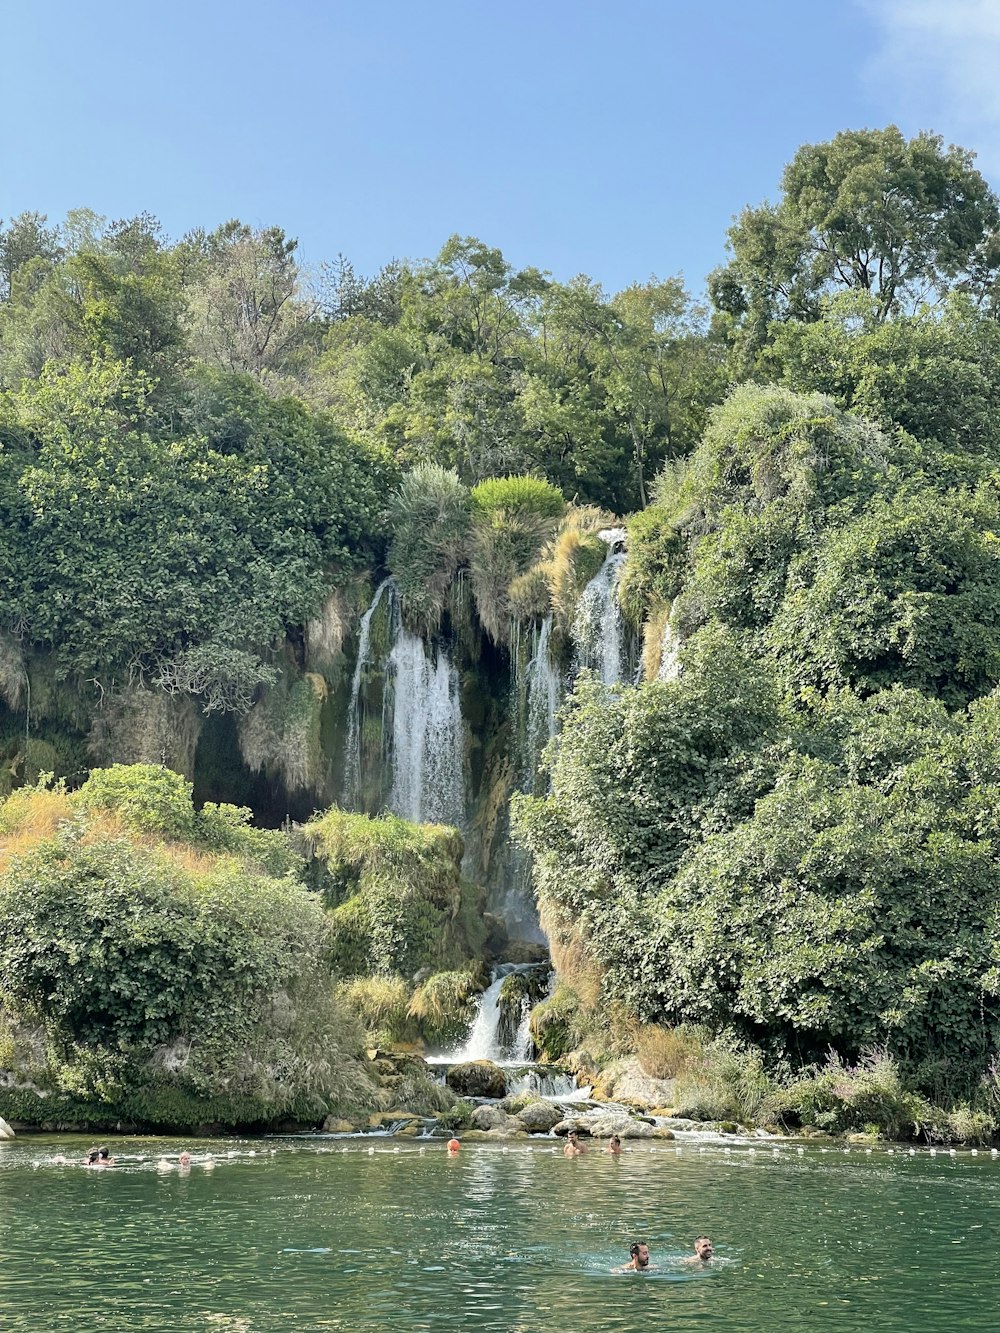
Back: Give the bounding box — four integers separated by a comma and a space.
179, 1151, 192, 1167
606, 1134, 622, 1155
617, 1242, 654, 1272
563, 1130, 586, 1156
447, 1137, 461, 1154
97, 1147, 115, 1166
84, 1148, 100, 1166
683, 1236, 715, 1265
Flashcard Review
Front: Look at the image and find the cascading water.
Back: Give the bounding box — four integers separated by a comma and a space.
343, 580, 466, 828
658, 617, 681, 681
438, 964, 543, 1064
572, 529, 629, 685
343, 577, 399, 808
387, 631, 465, 827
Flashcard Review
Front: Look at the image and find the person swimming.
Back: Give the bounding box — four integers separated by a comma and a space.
447, 1137, 461, 1154
97, 1147, 115, 1166
617, 1242, 654, 1272
683, 1236, 715, 1264
563, 1130, 586, 1156
606, 1134, 622, 1155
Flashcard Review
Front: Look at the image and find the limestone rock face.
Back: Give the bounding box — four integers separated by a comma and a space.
591, 1057, 675, 1110
322, 1117, 356, 1134
512, 1100, 563, 1134
446, 1060, 507, 1099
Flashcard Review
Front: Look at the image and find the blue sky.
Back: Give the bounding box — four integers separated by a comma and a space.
5, 0, 999, 295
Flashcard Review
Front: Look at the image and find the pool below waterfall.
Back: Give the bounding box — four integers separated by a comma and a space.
4, 1134, 1000, 1331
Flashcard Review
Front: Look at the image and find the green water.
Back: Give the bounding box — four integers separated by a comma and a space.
3, 1136, 1000, 1331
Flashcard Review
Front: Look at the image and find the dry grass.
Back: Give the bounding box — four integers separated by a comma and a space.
640, 604, 671, 682
0, 787, 74, 872
540, 900, 603, 1011
635, 1024, 704, 1080
0, 786, 238, 880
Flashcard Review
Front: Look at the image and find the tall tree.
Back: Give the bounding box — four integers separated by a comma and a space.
711, 126, 1000, 367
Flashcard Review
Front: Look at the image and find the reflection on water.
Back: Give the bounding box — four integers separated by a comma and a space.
3, 1136, 1000, 1330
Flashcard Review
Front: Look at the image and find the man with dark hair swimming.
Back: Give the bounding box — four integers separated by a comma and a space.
683, 1236, 715, 1264
617, 1242, 654, 1272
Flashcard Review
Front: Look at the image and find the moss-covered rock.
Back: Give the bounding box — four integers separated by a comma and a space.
445, 1060, 506, 1099
303, 808, 486, 976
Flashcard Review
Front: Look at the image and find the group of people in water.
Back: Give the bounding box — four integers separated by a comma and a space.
619, 1236, 715, 1271
447, 1130, 718, 1271
65, 1147, 203, 1169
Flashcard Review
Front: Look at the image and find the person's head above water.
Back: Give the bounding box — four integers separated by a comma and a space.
86, 1148, 99, 1165
98, 1147, 111, 1161
179, 1151, 192, 1166
447, 1136, 460, 1152
693, 1236, 714, 1262
629, 1242, 650, 1269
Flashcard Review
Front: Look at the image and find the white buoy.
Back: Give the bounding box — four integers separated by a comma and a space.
972, 1149, 979, 1156
368, 1146, 375, 1155
930, 1148, 937, 1156
992, 1148, 998, 1158
950, 1148, 957, 1156
909, 1149, 915, 1156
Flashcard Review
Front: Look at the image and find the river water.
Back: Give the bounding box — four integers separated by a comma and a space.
3, 1135, 999, 1330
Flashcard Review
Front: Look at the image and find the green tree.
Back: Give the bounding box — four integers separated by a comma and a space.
711, 127, 1000, 367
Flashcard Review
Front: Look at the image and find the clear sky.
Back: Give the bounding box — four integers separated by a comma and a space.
5, 0, 1000, 295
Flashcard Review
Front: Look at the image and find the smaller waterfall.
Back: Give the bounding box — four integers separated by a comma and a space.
343, 579, 466, 827
344, 578, 399, 807
518, 614, 561, 792
438, 964, 543, 1065
573, 542, 628, 685
658, 618, 681, 681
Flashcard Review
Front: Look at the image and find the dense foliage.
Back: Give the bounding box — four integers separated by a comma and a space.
0, 767, 373, 1128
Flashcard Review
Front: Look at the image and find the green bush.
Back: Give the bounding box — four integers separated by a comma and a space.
469, 475, 566, 520
77, 764, 197, 840
0, 816, 373, 1123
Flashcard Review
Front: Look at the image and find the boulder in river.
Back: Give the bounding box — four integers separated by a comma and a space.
472, 1104, 511, 1131
0, 1117, 14, 1140
446, 1060, 507, 1099
512, 1100, 563, 1134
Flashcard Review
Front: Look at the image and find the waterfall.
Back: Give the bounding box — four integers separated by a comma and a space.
343, 579, 465, 828
439, 964, 540, 1064
344, 578, 400, 807
658, 617, 681, 681
518, 614, 561, 792
572, 535, 629, 685
387, 631, 465, 827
